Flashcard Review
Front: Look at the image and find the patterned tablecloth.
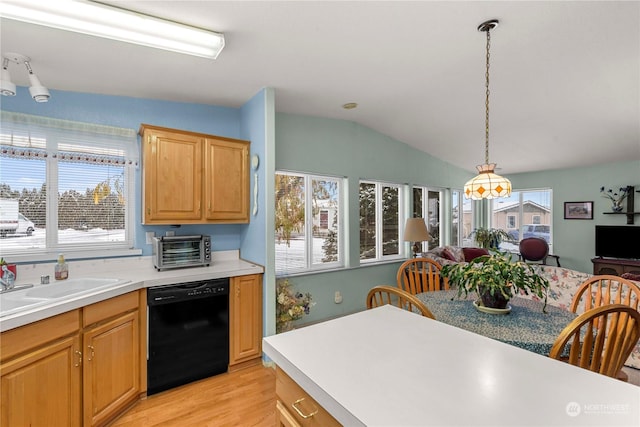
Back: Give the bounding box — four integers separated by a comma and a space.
416, 290, 577, 356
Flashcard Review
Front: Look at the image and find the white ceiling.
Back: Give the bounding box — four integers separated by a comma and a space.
1, 1, 638, 175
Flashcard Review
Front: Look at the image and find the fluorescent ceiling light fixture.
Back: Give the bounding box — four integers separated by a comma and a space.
1, 0, 225, 59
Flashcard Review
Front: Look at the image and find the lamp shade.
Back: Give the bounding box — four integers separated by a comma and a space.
403, 218, 430, 242
464, 163, 512, 200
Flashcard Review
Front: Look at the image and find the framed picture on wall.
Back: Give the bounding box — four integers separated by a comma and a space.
564, 201, 593, 220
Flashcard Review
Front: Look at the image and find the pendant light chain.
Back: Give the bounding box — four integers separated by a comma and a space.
463, 19, 511, 200
484, 27, 491, 166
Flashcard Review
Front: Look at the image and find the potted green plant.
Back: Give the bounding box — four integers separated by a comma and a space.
440, 250, 549, 312
470, 227, 512, 249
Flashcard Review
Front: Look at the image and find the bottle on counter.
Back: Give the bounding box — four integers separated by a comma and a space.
55, 253, 69, 280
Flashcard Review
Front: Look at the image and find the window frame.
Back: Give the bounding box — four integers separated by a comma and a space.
0, 111, 139, 262
275, 171, 344, 276
412, 186, 448, 250
360, 179, 404, 263
490, 188, 553, 252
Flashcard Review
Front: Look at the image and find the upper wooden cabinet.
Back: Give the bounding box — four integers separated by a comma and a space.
140, 124, 250, 224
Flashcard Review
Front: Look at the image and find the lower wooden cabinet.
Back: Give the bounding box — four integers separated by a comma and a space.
229, 274, 263, 368
592, 257, 640, 276
276, 399, 302, 427
83, 310, 140, 426
0, 291, 142, 427
275, 367, 341, 427
1, 334, 82, 426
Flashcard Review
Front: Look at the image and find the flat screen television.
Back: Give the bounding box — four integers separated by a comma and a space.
595, 225, 640, 260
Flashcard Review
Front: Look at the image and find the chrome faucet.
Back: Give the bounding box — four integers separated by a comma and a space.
1, 265, 16, 291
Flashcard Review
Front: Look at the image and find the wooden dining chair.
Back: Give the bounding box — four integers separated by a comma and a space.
396, 258, 449, 295
549, 304, 640, 380
569, 275, 640, 381
570, 275, 640, 313
366, 285, 435, 319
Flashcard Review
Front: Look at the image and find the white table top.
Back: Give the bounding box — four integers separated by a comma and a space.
263, 305, 640, 427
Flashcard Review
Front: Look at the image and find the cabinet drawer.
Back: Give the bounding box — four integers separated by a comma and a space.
1, 309, 80, 362
275, 367, 341, 427
83, 291, 139, 327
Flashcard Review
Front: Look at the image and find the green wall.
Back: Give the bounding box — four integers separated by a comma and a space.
271, 113, 471, 326
509, 159, 640, 273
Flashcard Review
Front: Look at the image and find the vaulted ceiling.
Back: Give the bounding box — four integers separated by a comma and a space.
1, 1, 638, 174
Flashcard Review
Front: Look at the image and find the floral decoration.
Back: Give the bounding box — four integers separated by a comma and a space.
600, 186, 628, 206
276, 278, 314, 333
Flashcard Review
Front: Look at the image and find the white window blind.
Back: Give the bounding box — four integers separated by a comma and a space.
0, 111, 139, 260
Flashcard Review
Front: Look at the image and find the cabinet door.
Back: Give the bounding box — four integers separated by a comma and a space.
1, 335, 81, 427
83, 311, 140, 427
142, 127, 203, 223
205, 137, 249, 223
229, 274, 263, 366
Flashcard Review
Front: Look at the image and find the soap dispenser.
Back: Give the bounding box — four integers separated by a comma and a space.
55, 253, 69, 280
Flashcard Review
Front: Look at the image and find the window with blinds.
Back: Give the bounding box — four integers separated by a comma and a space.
0, 111, 138, 260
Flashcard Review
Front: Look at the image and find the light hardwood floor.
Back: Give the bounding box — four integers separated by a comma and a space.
110, 363, 276, 427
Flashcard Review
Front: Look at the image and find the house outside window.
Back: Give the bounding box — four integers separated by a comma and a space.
0, 112, 137, 261
275, 172, 342, 275
360, 180, 403, 261
491, 189, 553, 252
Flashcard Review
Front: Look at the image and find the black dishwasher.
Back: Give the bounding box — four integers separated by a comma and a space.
147, 278, 229, 395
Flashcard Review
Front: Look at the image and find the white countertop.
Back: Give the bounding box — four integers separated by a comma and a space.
263, 305, 640, 427
0, 250, 263, 332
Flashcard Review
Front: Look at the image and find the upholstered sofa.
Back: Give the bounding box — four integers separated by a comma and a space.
422, 246, 640, 370
421, 245, 489, 266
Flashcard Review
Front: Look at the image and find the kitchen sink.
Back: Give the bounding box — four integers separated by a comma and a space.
0, 295, 51, 317
24, 278, 130, 299
1, 277, 131, 318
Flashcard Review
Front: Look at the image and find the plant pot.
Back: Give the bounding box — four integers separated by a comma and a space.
480, 290, 510, 310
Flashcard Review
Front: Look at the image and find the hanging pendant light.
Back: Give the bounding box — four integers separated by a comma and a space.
464, 19, 512, 200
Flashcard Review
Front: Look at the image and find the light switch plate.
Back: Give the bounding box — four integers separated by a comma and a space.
145, 231, 155, 244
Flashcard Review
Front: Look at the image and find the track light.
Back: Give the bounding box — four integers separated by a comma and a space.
1, 58, 17, 96
24, 60, 50, 103
0, 52, 50, 102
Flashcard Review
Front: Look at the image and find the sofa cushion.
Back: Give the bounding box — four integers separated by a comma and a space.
441, 248, 457, 261
462, 247, 490, 262
444, 246, 465, 262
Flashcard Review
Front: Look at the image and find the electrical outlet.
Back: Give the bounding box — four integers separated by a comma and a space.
145, 231, 155, 244
334, 291, 343, 304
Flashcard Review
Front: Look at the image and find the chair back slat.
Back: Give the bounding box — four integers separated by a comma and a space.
570, 275, 640, 314
397, 258, 449, 294
366, 285, 435, 319
550, 304, 640, 379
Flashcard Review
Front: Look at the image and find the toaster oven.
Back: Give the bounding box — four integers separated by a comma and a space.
152, 235, 211, 271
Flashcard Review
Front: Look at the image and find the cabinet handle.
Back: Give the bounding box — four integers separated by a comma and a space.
235, 286, 240, 297
87, 345, 95, 361
291, 398, 318, 419
74, 350, 82, 367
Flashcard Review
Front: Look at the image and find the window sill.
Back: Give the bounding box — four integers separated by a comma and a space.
4, 248, 143, 264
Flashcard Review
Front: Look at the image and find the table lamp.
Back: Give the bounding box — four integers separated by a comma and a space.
403, 218, 430, 258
